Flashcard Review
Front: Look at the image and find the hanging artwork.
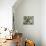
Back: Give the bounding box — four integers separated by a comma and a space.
23, 16, 34, 25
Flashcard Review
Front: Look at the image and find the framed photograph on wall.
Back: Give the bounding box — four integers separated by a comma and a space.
23, 16, 34, 25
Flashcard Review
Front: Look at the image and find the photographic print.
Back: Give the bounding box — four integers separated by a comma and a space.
23, 16, 34, 25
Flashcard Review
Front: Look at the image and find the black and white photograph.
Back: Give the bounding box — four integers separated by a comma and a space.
23, 16, 34, 25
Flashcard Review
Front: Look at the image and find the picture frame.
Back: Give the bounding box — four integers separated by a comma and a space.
23, 16, 34, 25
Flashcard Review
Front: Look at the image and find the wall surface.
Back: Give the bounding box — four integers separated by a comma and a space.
13, 0, 41, 46
41, 0, 46, 46
0, 0, 46, 46
0, 0, 16, 29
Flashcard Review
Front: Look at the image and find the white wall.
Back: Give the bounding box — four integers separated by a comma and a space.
41, 0, 46, 46
0, 0, 46, 46
13, 0, 41, 46
0, 0, 16, 29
